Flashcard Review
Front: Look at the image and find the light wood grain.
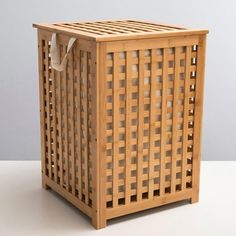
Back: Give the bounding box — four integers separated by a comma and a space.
36, 20, 208, 229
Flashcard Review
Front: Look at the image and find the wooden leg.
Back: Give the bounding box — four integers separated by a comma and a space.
190, 191, 199, 204
42, 177, 50, 190
91, 215, 107, 229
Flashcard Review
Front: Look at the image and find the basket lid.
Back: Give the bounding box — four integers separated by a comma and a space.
33, 19, 209, 42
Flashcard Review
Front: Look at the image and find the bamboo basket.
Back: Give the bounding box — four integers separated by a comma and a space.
33, 19, 208, 229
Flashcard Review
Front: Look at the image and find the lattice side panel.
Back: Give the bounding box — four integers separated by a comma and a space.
39, 34, 94, 208
104, 42, 199, 209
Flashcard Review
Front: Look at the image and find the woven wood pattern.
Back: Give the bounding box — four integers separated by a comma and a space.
104, 45, 197, 207
39, 32, 94, 207
35, 20, 208, 229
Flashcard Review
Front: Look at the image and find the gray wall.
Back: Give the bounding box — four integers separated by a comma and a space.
0, 0, 235, 160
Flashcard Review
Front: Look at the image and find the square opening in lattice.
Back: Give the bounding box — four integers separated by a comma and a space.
155, 128, 161, 134
154, 165, 160, 172
107, 81, 112, 89
118, 185, 125, 192
168, 61, 174, 68
119, 159, 125, 166
187, 157, 193, 164
176, 160, 182, 167
176, 172, 182, 179
186, 182, 192, 188
144, 49, 151, 57
132, 132, 137, 139
131, 183, 137, 189
156, 115, 161, 121
131, 170, 137, 177
142, 192, 149, 199
153, 189, 160, 196
132, 64, 139, 72
132, 51, 138, 58
143, 155, 148, 162
165, 187, 171, 194
154, 153, 161, 159
132, 78, 138, 86
107, 201, 113, 208
119, 172, 124, 179
186, 169, 192, 176
131, 195, 137, 202
119, 80, 125, 88
107, 67, 113, 74
156, 49, 163, 55
144, 104, 150, 111
120, 65, 126, 73
119, 52, 126, 59
176, 184, 182, 191
145, 63, 151, 70
118, 198, 125, 205
144, 90, 150, 98
156, 75, 162, 83
107, 53, 113, 60
154, 177, 160, 184
157, 62, 163, 69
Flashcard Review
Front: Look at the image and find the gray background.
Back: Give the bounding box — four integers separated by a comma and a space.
0, 0, 235, 161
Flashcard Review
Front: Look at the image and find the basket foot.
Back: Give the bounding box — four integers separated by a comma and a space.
92, 216, 107, 229
190, 194, 199, 204
42, 179, 50, 190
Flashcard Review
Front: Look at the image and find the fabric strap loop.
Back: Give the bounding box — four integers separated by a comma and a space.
50, 33, 77, 72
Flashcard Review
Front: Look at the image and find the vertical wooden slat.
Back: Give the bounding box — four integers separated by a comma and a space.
112, 52, 119, 207
45, 41, 52, 179
160, 48, 168, 196
51, 56, 58, 183
171, 47, 181, 193
68, 49, 75, 195
182, 46, 191, 191
75, 46, 82, 199
57, 47, 63, 187
83, 51, 89, 204
88, 53, 93, 203
125, 51, 131, 204
191, 36, 206, 203
37, 32, 46, 186
137, 50, 144, 201
49, 56, 55, 179
62, 45, 69, 190
148, 49, 156, 199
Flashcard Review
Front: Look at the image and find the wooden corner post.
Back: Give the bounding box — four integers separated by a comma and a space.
191, 35, 207, 204
91, 42, 107, 229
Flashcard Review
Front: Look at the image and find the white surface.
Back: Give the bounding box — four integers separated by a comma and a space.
0, 161, 235, 236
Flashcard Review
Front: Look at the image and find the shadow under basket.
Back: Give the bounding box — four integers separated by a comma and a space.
33, 19, 208, 229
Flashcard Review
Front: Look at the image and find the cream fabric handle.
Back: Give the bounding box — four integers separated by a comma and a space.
50, 33, 77, 72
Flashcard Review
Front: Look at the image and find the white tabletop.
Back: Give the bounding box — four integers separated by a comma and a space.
0, 161, 235, 236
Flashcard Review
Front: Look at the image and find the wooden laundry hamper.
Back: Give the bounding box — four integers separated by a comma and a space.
33, 20, 208, 229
